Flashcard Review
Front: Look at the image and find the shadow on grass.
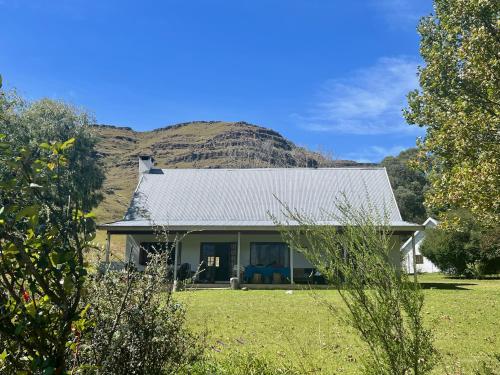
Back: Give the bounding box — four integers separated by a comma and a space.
419, 282, 477, 290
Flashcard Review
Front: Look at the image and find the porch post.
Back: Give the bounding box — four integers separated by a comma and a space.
237, 232, 241, 282
411, 233, 417, 283
105, 232, 111, 264
290, 246, 294, 284
174, 241, 179, 281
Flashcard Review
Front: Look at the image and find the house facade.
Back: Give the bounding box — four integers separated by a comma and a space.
99, 156, 423, 285
401, 217, 440, 274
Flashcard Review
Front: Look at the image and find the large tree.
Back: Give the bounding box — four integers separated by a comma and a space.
405, 0, 500, 226
381, 148, 428, 224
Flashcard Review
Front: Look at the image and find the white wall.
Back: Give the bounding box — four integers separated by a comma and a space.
401, 219, 440, 273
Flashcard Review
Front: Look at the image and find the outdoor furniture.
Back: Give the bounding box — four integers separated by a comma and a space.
177, 263, 191, 281
244, 265, 290, 283
252, 273, 262, 283
272, 272, 282, 283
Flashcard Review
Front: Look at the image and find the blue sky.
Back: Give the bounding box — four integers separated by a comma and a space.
0, 0, 432, 162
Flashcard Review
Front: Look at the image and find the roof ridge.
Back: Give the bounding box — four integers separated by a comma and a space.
155, 167, 386, 171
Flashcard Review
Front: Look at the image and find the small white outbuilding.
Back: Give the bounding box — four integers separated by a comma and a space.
401, 217, 440, 274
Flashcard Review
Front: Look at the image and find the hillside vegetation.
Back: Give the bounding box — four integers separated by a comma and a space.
92, 121, 363, 222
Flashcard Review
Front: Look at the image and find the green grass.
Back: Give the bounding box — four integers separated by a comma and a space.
177, 274, 500, 374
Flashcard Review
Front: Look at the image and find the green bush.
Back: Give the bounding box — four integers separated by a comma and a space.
0, 93, 103, 373
277, 201, 437, 375
75, 253, 204, 374
420, 211, 499, 277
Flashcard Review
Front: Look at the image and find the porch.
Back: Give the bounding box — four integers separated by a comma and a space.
104, 230, 326, 286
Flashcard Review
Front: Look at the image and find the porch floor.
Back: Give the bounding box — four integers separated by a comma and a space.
183, 283, 332, 290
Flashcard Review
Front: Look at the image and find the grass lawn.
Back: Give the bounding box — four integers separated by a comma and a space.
177, 274, 500, 374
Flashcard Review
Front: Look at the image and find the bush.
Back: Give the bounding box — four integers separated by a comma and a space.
277, 201, 437, 375
420, 210, 500, 277
74, 252, 204, 374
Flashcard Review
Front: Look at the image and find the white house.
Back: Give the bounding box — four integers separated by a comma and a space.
401, 217, 440, 274
99, 156, 423, 286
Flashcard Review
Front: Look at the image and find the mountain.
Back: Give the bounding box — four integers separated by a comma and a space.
92, 121, 365, 223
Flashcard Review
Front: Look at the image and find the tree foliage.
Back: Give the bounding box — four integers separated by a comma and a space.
0, 137, 97, 373
0, 84, 104, 373
420, 210, 500, 277
405, 0, 500, 226
381, 148, 428, 223
0, 97, 104, 212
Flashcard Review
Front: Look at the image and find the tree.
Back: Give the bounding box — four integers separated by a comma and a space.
0, 98, 104, 212
380, 148, 428, 223
405, 0, 500, 226
0, 89, 104, 373
420, 210, 500, 277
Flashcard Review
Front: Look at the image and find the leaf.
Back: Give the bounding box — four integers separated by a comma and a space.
39, 142, 51, 150
0, 349, 7, 361
14, 324, 24, 335
25, 302, 36, 317
63, 276, 74, 293
16, 205, 40, 220
3, 243, 18, 256
80, 303, 91, 318
49, 252, 59, 267
60, 138, 75, 150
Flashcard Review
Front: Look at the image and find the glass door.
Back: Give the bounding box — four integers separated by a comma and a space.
199, 243, 236, 282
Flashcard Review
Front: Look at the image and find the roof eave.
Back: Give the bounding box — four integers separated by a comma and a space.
97, 222, 425, 234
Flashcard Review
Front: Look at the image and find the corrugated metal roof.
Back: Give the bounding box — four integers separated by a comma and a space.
101, 167, 417, 229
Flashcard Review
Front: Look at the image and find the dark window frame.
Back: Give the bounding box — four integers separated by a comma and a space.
139, 242, 181, 266
415, 254, 424, 264
249, 242, 289, 267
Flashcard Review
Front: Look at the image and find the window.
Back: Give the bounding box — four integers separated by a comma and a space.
139, 242, 180, 266
207, 256, 220, 267
250, 242, 289, 267
415, 255, 424, 264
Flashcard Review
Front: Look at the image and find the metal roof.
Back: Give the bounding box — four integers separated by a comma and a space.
100, 168, 422, 232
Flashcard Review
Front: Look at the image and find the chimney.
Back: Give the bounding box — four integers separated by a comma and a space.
138, 155, 155, 179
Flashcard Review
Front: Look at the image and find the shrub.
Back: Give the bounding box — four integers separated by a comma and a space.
276, 201, 437, 375
0, 95, 103, 373
74, 252, 204, 374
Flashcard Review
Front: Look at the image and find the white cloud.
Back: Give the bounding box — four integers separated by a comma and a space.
341, 145, 408, 163
295, 57, 422, 135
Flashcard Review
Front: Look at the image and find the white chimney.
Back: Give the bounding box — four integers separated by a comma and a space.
138, 155, 155, 179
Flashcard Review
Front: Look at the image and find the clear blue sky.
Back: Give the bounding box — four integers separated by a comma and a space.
0, 0, 432, 162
